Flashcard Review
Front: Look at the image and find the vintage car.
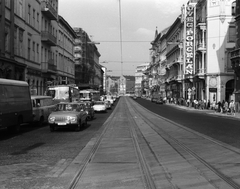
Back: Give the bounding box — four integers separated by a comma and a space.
79, 101, 95, 120
48, 102, 88, 132
156, 98, 164, 104
92, 101, 107, 112
31, 95, 56, 126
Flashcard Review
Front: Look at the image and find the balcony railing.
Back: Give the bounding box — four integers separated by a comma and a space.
231, 48, 240, 59
196, 68, 206, 75
41, 0, 58, 20
41, 31, 57, 46
196, 43, 206, 51
41, 59, 57, 73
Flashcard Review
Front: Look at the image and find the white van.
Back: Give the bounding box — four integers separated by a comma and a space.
31, 95, 56, 126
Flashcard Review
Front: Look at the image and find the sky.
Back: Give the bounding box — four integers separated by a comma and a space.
59, 0, 188, 76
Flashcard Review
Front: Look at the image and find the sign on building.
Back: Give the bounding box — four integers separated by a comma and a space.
185, 4, 195, 75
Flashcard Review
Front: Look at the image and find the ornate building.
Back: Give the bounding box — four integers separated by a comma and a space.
73, 27, 102, 90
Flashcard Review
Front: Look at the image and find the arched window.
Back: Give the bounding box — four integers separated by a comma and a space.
36, 80, 39, 95
232, 1, 236, 16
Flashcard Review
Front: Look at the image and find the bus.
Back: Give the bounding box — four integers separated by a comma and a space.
79, 89, 100, 101
45, 85, 79, 103
0, 78, 33, 132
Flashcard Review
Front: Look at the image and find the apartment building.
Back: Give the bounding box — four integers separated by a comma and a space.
73, 27, 101, 90
0, 0, 77, 95
135, 63, 149, 97
146, 0, 236, 104
56, 15, 76, 85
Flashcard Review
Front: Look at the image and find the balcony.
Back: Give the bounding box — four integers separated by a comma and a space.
196, 68, 206, 79
41, 31, 57, 46
226, 41, 235, 49
41, 0, 58, 20
41, 59, 57, 73
196, 43, 206, 52
176, 75, 182, 82
231, 48, 240, 59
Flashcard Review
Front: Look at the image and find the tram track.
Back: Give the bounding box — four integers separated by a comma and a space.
127, 97, 240, 189
67, 105, 120, 189
67, 98, 158, 189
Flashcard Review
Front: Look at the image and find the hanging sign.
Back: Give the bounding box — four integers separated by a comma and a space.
185, 5, 195, 75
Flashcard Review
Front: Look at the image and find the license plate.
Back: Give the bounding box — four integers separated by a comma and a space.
58, 123, 66, 125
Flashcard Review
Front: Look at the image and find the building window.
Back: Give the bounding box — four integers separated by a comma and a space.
19, 0, 23, 18
5, 0, 10, 8
32, 41, 35, 61
37, 44, 39, 63
19, 29, 23, 57
229, 25, 236, 42
33, 9, 35, 27
232, 1, 236, 16
28, 39, 31, 60
37, 13, 39, 30
27, 5, 31, 24
14, 27, 18, 55
4, 25, 10, 52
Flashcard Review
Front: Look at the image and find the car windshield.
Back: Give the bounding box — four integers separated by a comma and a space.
56, 103, 78, 111
94, 101, 104, 105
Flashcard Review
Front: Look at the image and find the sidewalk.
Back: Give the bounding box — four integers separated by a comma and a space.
166, 103, 240, 120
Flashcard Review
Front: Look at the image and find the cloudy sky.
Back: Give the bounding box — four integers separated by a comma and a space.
59, 0, 188, 76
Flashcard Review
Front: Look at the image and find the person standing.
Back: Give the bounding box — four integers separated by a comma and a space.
229, 100, 235, 115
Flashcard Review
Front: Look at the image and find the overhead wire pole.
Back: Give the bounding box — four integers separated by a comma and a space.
118, 0, 123, 76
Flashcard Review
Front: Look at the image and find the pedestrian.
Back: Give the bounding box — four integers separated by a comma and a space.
229, 100, 235, 115
207, 100, 210, 109
200, 100, 204, 110
217, 101, 222, 112
224, 100, 229, 113
187, 98, 190, 107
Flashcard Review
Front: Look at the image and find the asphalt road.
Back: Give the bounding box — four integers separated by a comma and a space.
133, 97, 240, 149
0, 99, 119, 188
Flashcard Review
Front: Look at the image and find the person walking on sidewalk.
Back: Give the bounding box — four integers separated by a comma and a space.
229, 100, 235, 115
223, 100, 229, 113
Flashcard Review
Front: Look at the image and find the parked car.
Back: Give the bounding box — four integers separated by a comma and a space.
156, 98, 164, 104
79, 101, 95, 120
48, 102, 88, 132
31, 95, 56, 126
92, 101, 107, 112
104, 95, 114, 105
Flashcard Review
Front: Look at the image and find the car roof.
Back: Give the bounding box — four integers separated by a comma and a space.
31, 95, 53, 100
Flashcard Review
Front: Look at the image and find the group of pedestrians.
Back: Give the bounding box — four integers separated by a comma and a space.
166, 97, 236, 115
212, 99, 235, 115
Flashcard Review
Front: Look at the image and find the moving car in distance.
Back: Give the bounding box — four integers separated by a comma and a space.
48, 102, 88, 132
92, 101, 107, 112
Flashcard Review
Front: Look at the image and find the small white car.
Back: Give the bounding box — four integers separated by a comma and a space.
93, 101, 107, 112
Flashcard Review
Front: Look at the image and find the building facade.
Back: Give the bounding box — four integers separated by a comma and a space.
230, 1, 240, 112
145, 0, 236, 105
73, 27, 101, 90
135, 63, 149, 97
0, 0, 78, 95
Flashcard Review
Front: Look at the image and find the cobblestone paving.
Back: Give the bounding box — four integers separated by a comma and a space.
0, 125, 98, 189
